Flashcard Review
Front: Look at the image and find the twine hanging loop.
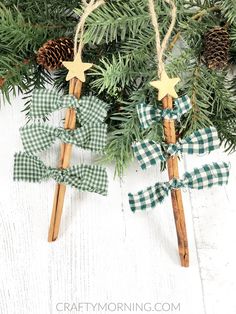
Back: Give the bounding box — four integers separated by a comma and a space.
74, 0, 105, 59
147, 0, 177, 77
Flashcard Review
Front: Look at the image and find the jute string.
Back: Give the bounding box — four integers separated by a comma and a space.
147, 0, 177, 77
74, 0, 105, 59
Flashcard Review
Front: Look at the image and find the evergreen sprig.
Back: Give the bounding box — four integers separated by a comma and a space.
220, 0, 236, 25
0, 0, 236, 175
0, 1, 78, 105
80, 0, 236, 175
77, 0, 151, 45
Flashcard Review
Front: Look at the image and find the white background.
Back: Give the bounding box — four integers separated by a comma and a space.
0, 94, 236, 314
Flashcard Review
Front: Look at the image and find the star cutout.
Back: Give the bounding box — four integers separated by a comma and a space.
62, 53, 93, 82
150, 71, 180, 100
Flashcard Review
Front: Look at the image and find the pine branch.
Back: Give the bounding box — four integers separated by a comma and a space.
82, 0, 236, 174
0, 1, 78, 105
214, 115, 236, 153
76, 0, 151, 45
181, 64, 236, 136
0, 4, 47, 53
3, 0, 79, 27
1, 0, 236, 175
89, 55, 137, 96
220, 0, 236, 25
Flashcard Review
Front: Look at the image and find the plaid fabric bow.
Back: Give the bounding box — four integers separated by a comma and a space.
20, 123, 107, 154
30, 89, 108, 123
132, 127, 220, 170
137, 95, 192, 129
128, 162, 229, 212
14, 152, 108, 196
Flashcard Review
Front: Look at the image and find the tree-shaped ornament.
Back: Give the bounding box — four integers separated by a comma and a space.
13, 0, 108, 242
128, 0, 230, 267
49, 0, 105, 242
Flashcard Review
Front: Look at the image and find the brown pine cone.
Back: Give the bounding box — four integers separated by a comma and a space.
36, 37, 74, 71
0, 77, 5, 88
203, 27, 230, 70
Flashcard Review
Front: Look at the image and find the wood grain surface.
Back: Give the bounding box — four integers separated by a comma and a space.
0, 95, 235, 314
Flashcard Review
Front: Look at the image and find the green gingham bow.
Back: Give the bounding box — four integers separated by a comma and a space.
30, 89, 108, 123
132, 127, 220, 170
128, 162, 229, 212
14, 152, 108, 195
137, 95, 192, 129
20, 123, 107, 154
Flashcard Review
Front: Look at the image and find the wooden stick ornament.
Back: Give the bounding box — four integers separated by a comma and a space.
48, 0, 105, 242
147, 0, 189, 267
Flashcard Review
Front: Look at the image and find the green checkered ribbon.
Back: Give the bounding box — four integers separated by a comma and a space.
14, 152, 108, 196
20, 123, 107, 154
128, 162, 229, 212
137, 95, 192, 129
132, 127, 220, 170
30, 89, 108, 123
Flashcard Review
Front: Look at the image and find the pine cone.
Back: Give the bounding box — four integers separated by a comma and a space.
203, 27, 230, 70
0, 77, 5, 88
36, 37, 74, 71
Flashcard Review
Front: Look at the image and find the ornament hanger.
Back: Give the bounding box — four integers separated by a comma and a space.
147, 0, 189, 267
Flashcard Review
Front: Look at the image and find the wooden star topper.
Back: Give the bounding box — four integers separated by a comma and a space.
62, 53, 93, 82
150, 71, 180, 101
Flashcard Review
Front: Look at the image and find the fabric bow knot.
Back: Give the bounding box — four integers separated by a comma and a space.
132, 127, 220, 170
166, 143, 181, 155
137, 94, 192, 129
44, 167, 66, 183
20, 123, 107, 154
128, 162, 229, 212
14, 152, 108, 196
30, 89, 109, 124
167, 178, 186, 190
157, 178, 186, 196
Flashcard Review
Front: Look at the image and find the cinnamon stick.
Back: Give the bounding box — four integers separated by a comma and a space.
162, 95, 189, 267
48, 78, 82, 242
